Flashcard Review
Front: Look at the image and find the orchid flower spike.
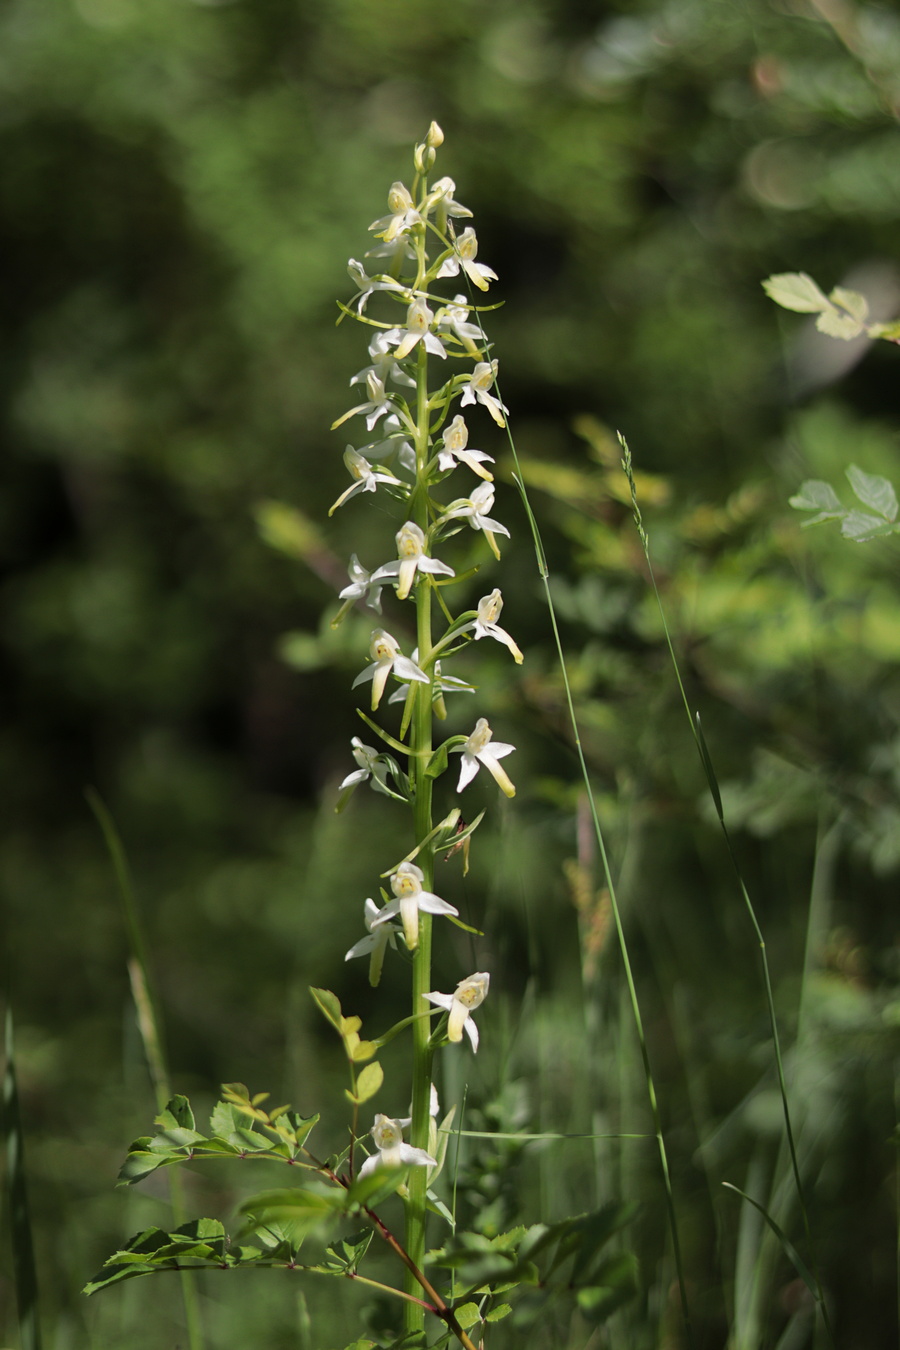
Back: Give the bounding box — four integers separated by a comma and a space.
453, 718, 516, 797
437, 227, 498, 293
437, 415, 494, 481
374, 521, 455, 601
460, 360, 507, 426
352, 629, 429, 710
470, 588, 523, 663
424, 971, 490, 1052
345, 898, 401, 987
358, 1113, 436, 1179
371, 860, 458, 951
328, 448, 403, 516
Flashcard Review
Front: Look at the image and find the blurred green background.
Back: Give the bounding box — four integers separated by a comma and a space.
2, 0, 900, 1345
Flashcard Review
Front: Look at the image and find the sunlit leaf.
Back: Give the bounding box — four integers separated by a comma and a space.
762, 272, 831, 313
845, 465, 897, 520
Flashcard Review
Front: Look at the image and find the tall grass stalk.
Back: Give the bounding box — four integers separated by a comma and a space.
471, 363, 697, 1346
619, 438, 835, 1348
86, 788, 204, 1350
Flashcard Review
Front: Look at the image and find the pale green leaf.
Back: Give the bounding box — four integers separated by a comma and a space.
761, 272, 830, 314
354, 1061, 384, 1104
789, 479, 843, 515
829, 286, 869, 322
845, 465, 898, 520
815, 308, 865, 340
310, 987, 343, 1030
840, 511, 897, 542
454, 1303, 481, 1330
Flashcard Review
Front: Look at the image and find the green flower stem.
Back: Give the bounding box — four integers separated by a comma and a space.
404, 340, 436, 1334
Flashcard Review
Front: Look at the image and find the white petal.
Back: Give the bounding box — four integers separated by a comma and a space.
398, 1143, 437, 1167
463, 1017, 480, 1052
456, 753, 480, 792
392, 656, 430, 684
416, 894, 460, 917
424, 991, 454, 1013
345, 933, 378, 960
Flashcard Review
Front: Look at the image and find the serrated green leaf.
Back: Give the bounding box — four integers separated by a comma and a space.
150, 1127, 206, 1150
815, 308, 865, 340
155, 1095, 196, 1132
209, 1100, 243, 1138
310, 987, 343, 1030
454, 1302, 481, 1330
355, 1061, 383, 1104
762, 272, 831, 314
117, 1151, 168, 1185
845, 465, 898, 520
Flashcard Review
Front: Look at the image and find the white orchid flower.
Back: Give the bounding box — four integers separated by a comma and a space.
373, 521, 455, 601
352, 629, 429, 710
460, 360, 507, 426
425, 175, 473, 229
388, 298, 447, 362
345, 898, 401, 987
439, 480, 510, 559
388, 654, 475, 704
369, 182, 423, 243
453, 718, 516, 797
331, 371, 396, 432
424, 971, 490, 1052
437, 415, 494, 481
337, 736, 399, 801
346, 259, 408, 315
466, 588, 523, 663
358, 1113, 436, 1179
436, 295, 484, 357
328, 448, 404, 516
370, 860, 458, 951
337, 554, 385, 614
437, 227, 498, 293
351, 330, 417, 390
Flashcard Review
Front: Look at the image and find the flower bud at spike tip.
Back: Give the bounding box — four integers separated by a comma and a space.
426, 121, 444, 148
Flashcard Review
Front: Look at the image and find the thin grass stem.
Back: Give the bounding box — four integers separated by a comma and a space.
618, 438, 835, 1348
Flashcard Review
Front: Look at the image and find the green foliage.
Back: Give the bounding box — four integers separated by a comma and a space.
431, 1202, 638, 1332
791, 464, 900, 541
5, 0, 900, 1345
117, 1091, 320, 1185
